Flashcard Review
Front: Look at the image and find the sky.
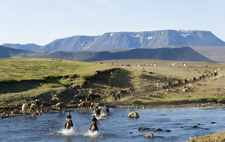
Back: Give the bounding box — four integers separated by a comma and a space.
0, 0, 225, 46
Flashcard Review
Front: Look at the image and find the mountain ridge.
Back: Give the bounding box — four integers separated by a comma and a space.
2, 30, 225, 52
13, 46, 215, 62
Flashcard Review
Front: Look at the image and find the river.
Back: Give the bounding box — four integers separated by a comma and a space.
0, 107, 225, 142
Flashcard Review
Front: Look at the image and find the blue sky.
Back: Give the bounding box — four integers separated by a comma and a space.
0, 0, 225, 45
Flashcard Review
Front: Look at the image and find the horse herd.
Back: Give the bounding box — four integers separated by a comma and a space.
156, 69, 219, 91
21, 97, 110, 133
21, 99, 42, 113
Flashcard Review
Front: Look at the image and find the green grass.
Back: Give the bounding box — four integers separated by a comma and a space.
0, 58, 116, 110
0, 58, 113, 81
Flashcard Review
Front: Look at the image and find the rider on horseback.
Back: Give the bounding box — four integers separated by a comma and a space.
92, 115, 97, 123
64, 112, 73, 129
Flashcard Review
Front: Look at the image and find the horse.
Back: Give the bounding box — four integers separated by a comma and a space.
156, 83, 163, 90
172, 63, 178, 67
94, 106, 101, 117
104, 105, 109, 113
130, 87, 135, 95
22, 99, 42, 113
89, 121, 98, 132
21, 103, 32, 113
74, 94, 86, 101
56, 102, 66, 112
78, 101, 93, 109
88, 93, 101, 101
113, 93, 121, 101
168, 81, 172, 88
65, 119, 73, 130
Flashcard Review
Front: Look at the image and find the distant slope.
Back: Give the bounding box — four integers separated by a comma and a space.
39, 30, 225, 52
15, 47, 214, 62
191, 46, 225, 63
2, 43, 41, 51
0, 46, 33, 58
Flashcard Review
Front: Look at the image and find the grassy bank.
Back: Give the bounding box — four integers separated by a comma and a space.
189, 132, 225, 142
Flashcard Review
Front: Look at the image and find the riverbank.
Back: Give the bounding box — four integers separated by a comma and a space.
189, 132, 225, 142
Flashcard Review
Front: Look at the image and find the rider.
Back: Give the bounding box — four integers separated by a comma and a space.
104, 105, 109, 113
65, 112, 73, 128
92, 115, 98, 123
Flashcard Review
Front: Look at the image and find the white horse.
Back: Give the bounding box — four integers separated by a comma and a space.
21, 103, 31, 113
182, 63, 187, 67
172, 63, 178, 67
156, 83, 163, 90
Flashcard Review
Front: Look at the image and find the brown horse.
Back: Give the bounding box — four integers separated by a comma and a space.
65, 119, 73, 130
74, 94, 86, 101
88, 93, 101, 101
56, 102, 66, 112
78, 101, 93, 109
94, 106, 101, 117
89, 121, 98, 132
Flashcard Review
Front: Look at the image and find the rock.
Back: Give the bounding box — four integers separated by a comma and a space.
209, 121, 216, 124
156, 128, 163, 131
128, 111, 139, 118
190, 125, 198, 128
144, 133, 154, 139
164, 129, 171, 132
138, 127, 150, 131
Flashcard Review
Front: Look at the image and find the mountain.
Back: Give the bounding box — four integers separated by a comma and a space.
2, 43, 41, 51
15, 47, 214, 62
39, 30, 225, 52
39, 36, 98, 52
0, 46, 34, 58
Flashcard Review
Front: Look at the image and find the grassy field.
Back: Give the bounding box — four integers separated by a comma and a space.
1, 58, 225, 111
0, 58, 115, 109
0, 58, 114, 81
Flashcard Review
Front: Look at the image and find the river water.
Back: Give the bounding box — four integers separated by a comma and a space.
0, 107, 225, 142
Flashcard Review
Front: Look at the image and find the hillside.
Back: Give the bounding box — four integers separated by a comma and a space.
191, 46, 225, 63
39, 30, 225, 52
2, 43, 41, 51
0, 46, 33, 58
15, 47, 215, 62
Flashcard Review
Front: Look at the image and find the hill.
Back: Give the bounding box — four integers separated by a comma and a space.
39, 30, 225, 52
191, 46, 225, 63
0, 46, 33, 58
15, 47, 214, 62
2, 43, 41, 51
